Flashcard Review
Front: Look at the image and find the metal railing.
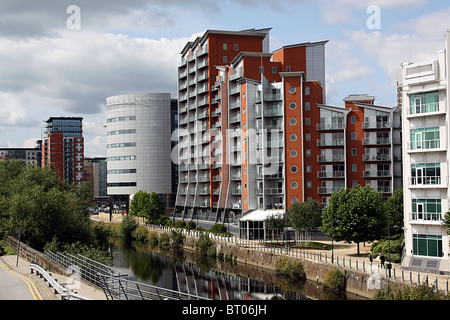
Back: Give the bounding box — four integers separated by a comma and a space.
97, 274, 211, 300
45, 251, 126, 289
30, 263, 92, 300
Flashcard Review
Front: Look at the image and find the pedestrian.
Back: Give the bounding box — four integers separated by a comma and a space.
379, 251, 385, 268
368, 251, 373, 264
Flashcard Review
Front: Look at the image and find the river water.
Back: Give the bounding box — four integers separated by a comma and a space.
109, 241, 366, 300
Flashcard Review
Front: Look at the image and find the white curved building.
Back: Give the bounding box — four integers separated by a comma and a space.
106, 93, 174, 209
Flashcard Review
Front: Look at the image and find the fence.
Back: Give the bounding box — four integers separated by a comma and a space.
146, 224, 450, 294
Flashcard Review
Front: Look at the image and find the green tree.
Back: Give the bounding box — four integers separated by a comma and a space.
0, 161, 95, 251
288, 200, 322, 240
384, 188, 403, 235
265, 213, 285, 241
130, 191, 165, 224
321, 186, 387, 255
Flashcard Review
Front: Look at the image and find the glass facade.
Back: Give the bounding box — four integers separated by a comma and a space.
413, 234, 443, 257
409, 91, 439, 115
410, 127, 440, 150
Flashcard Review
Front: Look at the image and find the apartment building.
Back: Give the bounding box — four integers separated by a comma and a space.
397, 30, 450, 274
0, 140, 42, 166
42, 117, 84, 184
312, 94, 402, 208
173, 28, 328, 235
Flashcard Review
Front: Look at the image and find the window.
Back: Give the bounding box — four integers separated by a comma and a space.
290, 150, 297, 157
410, 127, 440, 150
413, 234, 443, 257
272, 67, 277, 74
291, 182, 298, 189
305, 134, 311, 141
289, 87, 296, 94
234, 44, 238, 51
412, 199, 442, 221
409, 91, 439, 115
351, 132, 357, 140
289, 102, 297, 110
305, 118, 310, 125
286, 66, 291, 72
411, 163, 441, 185
291, 197, 298, 204
352, 180, 358, 188
306, 181, 312, 189
306, 165, 311, 173
352, 164, 357, 172
305, 86, 310, 95
290, 166, 298, 173
223, 43, 227, 50
305, 102, 310, 111
223, 56, 228, 63
351, 116, 356, 124
352, 148, 357, 156
290, 134, 297, 141
289, 118, 297, 126
306, 149, 311, 157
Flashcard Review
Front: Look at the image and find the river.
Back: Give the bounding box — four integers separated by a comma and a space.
109, 241, 366, 300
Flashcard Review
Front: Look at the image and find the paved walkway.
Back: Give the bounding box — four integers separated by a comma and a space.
0, 255, 106, 300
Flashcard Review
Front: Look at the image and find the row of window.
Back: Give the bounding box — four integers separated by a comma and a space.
107, 116, 136, 123
107, 142, 137, 149
107, 155, 136, 161
107, 129, 136, 136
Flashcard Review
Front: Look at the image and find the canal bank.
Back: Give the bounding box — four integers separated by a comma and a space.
146, 225, 449, 300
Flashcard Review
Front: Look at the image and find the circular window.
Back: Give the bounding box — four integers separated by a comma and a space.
291, 198, 298, 204
290, 166, 298, 173
289, 102, 297, 110
290, 150, 297, 157
289, 87, 296, 94
290, 134, 297, 141
289, 118, 297, 126
291, 182, 298, 189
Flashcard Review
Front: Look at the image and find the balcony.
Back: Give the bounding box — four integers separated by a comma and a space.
317, 139, 345, 147
317, 155, 344, 162
363, 138, 390, 146
362, 121, 390, 129
363, 170, 392, 178
317, 187, 343, 194
316, 123, 344, 131
318, 171, 345, 179
362, 154, 391, 162
231, 188, 242, 196
408, 176, 447, 188
264, 188, 284, 195
408, 139, 444, 152
408, 212, 443, 224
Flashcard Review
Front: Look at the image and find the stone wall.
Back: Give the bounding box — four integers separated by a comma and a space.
5, 236, 68, 276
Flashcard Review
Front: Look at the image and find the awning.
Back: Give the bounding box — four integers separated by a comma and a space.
239, 209, 285, 222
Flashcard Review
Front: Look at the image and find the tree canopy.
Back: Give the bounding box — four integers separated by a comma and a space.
321, 186, 387, 254
130, 190, 165, 224
288, 200, 322, 235
0, 160, 95, 251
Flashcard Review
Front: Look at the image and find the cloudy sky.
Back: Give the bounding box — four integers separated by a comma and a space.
0, 0, 449, 157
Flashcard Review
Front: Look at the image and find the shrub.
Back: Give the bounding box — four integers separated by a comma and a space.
175, 220, 186, 228
323, 269, 346, 293
186, 220, 196, 230
119, 214, 137, 242
275, 256, 306, 280
196, 234, 216, 257
374, 283, 450, 300
149, 232, 159, 247
210, 223, 227, 234
132, 226, 149, 243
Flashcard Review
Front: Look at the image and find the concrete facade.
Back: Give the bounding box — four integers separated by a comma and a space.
398, 30, 450, 274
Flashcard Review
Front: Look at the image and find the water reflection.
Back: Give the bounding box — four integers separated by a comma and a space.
110, 241, 362, 300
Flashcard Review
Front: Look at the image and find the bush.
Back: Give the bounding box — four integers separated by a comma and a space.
158, 233, 170, 249
275, 256, 306, 279
175, 220, 186, 228
132, 226, 149, 243
186, 220, 196, 230
374, 283, 450, 300
119, 214, 137, 242
323, 269, 346, 293
149, 232, 159, 247
210, 223, 227, 234
196, 234, 216, 257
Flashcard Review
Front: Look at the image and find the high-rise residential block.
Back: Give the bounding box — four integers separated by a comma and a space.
42, 117, 84, 184
397, 30, 450, 274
